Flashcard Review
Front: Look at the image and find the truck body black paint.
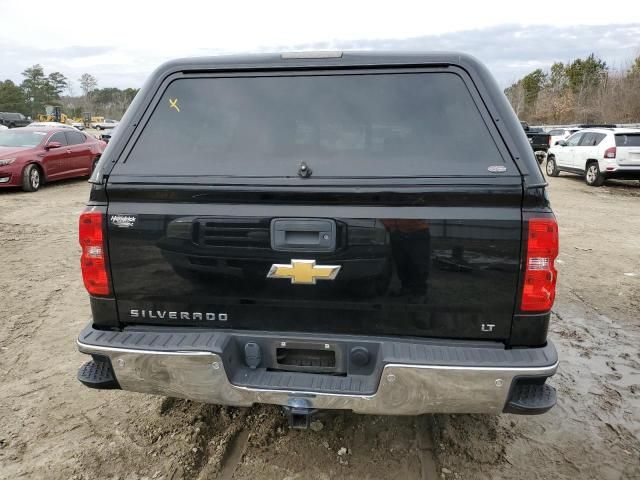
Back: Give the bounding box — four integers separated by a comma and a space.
77, 52, 558, 417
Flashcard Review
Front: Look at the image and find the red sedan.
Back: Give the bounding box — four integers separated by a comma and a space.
0, 127, 106, 192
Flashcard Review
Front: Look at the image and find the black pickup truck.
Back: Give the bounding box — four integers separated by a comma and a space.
0, 112, 31, 128
521, 122, 551, 163
76, 52, 559, 427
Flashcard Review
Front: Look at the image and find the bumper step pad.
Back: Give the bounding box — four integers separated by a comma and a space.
504, 383, 556, 415
77, 356, 120, 390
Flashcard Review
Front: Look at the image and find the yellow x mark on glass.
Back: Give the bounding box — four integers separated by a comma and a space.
169, 98, 180, 112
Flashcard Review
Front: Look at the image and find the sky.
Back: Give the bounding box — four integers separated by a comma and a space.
1, 0, 639, 91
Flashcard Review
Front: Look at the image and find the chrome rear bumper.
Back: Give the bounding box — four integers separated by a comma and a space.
77, 327, 558, 415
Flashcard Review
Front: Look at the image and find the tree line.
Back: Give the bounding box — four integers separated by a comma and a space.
0, 64, 138, 120
4, 56, 639, 126
505, 54, 640, 125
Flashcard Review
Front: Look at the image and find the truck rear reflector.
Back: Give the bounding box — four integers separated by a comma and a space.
79, 210, 110, 296
521, 218, 558, 312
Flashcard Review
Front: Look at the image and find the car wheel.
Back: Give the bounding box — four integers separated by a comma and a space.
546, 156, 560, 177
585, 162, 605, 187
9, 123, 15, 129
96, 125, 102, 130
22, 164, 41, 192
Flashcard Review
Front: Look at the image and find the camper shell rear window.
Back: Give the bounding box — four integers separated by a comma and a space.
118, 71, 509, 178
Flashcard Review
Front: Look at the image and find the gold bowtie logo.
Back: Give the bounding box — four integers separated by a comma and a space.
267, 259, 341, 285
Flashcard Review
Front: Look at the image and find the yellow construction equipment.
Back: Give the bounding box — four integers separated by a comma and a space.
38, 105, 68, 124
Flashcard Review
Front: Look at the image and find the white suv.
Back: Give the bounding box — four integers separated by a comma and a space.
92, 119, 119, 130
546, 128, 640, 186
547, 127, 579, 147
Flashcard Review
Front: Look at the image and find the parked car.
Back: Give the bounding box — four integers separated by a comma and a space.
547, 127, 580, 147
577, 123, 617, 129
0, 112, 31, 128
99, 126, 117, 144
521, 122, 551, 163
546, 128, 640, 186
76, 52, 559, 427
27, 121, 78, 130
0, 127, 106, 192
93, 119, 119, 130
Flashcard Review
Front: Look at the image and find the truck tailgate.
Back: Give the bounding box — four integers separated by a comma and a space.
105, 181, 522, 340
102, 67, 526, 341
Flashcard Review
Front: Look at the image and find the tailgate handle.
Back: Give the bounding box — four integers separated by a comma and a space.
271, 218, 336, 252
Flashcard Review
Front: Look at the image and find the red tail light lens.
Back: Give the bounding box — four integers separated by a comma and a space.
79, 210, 110, 296
604, 147, 616, 159
521, 218, 558, 312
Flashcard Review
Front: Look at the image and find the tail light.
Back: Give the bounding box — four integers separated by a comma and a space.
604, 147, 616, 159
521, 218, 558, 312
79, 210, 110, 296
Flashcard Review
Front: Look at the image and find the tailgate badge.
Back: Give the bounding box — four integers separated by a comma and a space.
110, 214, 137, 228
267, 259, 341, 285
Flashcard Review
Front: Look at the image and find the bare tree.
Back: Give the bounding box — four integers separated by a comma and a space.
78, 73, 98, 111
505, 82, 526, 117
78, 73, 98, 96
505, 54, 640, 125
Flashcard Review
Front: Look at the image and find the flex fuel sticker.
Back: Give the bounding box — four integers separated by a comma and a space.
110, 214, 137, 228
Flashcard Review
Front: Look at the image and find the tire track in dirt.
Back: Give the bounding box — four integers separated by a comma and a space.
217, 429, 250, 480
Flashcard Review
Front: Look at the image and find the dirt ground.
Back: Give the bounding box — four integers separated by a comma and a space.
0, 173, 638, 480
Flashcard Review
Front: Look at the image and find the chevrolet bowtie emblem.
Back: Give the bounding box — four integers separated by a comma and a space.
267, 259, 341, 285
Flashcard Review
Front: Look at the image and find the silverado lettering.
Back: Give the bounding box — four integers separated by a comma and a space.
130, 309, 228, 321
76, 52, 559, 426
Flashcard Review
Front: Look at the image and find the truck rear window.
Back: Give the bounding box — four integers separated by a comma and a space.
615, 134, 640, 147
120, 72, 507, 178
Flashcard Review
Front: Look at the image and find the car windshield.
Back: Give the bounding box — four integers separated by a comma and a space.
0, 130, 47, 147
